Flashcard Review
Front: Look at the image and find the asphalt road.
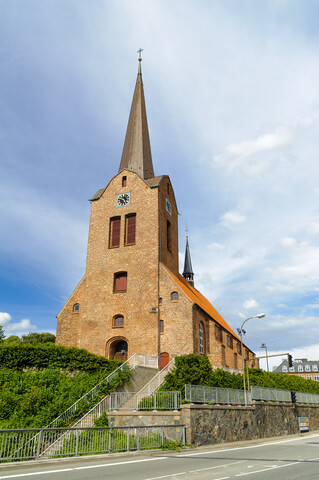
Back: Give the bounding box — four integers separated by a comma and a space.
1, 432, 319, 480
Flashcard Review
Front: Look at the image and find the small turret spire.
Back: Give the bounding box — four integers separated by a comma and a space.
118, 51, 154, 179
183, 234, 194, 287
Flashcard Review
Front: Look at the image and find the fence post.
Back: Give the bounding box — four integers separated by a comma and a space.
227, 389, 230, 405
36, 430, 42, 459
182, 426, 186, 445
161, 426, 164, 446
153, 393, 157, 412
203, 386, 206, 404
75, 429, 79, 456
134, 393, 137, 412
108, 429, 112, 452
127, 429, 130, 451
137, 428, 140, 451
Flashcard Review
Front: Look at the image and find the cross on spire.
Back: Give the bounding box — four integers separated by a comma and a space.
137, 48, 144, 60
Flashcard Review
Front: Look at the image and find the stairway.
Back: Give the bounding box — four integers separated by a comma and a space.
40, 356, 159, 458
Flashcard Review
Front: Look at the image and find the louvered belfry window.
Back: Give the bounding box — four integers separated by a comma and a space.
125, 214, 136, 245
114, 272, 127, 292
110, 217, 121, 248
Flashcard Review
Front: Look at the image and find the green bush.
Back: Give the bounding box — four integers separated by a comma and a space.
0, 344, 131, 429
159, 355, 319, 397
0, 344, 120, 372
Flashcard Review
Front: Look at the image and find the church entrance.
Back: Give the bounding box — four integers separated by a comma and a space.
108, 338, 128, 362
160, 352, 169, 369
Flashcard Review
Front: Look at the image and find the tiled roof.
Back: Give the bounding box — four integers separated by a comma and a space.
162, 264, 241, 342
145, 176, 164, 188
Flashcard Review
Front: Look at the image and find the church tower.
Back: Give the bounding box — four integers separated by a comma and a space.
56, 58, 256, 371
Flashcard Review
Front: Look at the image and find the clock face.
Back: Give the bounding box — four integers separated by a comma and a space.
117, 192, 131, 207
166, 197, 172, 215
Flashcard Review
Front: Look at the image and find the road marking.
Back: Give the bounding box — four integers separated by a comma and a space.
0, 469, 74, 479
189, 460, 244, 473
75, 456, 166, 470
0, 458, 166, 478
145, 473, 186, 480
235, 461, 300, 476
178, 433, 319, 458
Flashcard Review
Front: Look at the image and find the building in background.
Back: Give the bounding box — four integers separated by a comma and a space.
56, 58, 256, 370
273, 358, 319, 381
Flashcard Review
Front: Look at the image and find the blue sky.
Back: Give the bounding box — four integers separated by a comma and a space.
1, 0, 319, 369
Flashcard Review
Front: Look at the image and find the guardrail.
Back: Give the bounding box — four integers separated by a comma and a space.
108, 391, 181, 411
296, 391, 319, 405
0, 425, 186, 462
185, 384, 251, 405
251, 386, 291, 403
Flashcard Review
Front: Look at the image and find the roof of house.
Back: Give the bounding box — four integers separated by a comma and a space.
162, 264, 242, 343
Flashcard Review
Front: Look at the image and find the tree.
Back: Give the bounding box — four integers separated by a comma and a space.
4, 335, 22, 344
22, 332, 56, 344
0, 325, 5, 342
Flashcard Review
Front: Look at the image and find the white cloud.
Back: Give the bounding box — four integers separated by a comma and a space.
207, 242, 225, 250
214, 126, 293, 173
220, 211, 247, 228
243, 299, 260, 310
0, 312, 37, 337
0, 312, 12, 326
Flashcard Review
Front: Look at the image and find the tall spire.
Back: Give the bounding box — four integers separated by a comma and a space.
118, 53, 154, 179
183, 235, 194, 287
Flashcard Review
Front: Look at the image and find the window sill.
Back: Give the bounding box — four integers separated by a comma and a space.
112, 326, 124, 329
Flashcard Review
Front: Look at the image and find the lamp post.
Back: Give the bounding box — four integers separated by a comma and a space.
237, 313, 266, 406
260, 343, 269, 372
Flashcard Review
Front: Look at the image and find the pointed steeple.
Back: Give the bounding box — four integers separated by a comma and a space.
118, 55, 154, 179
183, 235, 194, 287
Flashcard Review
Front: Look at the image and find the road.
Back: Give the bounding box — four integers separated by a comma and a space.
1, 433, 319, 480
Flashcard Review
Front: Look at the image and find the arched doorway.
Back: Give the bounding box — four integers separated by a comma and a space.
107, 337, 128, 362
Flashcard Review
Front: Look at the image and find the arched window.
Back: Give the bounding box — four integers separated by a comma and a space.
114, 272, 127, 292
73, 303, 80, 312
113, 315, 124, 327
171, 292, 178, 301
199, 322, 204, 354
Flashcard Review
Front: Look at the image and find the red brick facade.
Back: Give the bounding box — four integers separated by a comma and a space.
56, 63, 256, 371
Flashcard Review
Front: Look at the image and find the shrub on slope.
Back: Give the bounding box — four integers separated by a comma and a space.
160, 354, 319, 397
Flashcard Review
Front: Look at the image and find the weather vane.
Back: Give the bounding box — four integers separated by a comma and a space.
137, 48, 144, 60
185, 224, 189, 236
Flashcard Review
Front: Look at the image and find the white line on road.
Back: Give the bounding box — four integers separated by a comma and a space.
0, 469, 74, 479
145, 473, 187, 480
188, 460, 244, 473
235, 461, 300, 477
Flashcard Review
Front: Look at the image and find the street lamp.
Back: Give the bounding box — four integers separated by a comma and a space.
260, 343, 269, 372
237, 313, 266, 406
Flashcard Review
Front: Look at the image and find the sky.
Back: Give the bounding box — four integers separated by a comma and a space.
1, 0, 319, 371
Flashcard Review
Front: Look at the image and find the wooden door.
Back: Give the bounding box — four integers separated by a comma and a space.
160, 352, 169, 369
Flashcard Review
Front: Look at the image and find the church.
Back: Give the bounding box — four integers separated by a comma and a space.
56, 57, 256, 371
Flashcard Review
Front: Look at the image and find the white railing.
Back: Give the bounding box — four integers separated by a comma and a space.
130, 354, 158, 369
185, 384, 251, 405
1, 425, 186, 462
296, 391, 319, 404
107, 391, 181, 411
251, 386, 291, 403
46, 355, 135, 429
138, 358, 175, 396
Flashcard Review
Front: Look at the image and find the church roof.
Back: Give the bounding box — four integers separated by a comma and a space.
162, 264, 241, 342
118, 59, 154, 180
182, 236, 194, 276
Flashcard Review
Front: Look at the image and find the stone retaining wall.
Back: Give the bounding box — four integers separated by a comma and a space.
181, 402, 319, 445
